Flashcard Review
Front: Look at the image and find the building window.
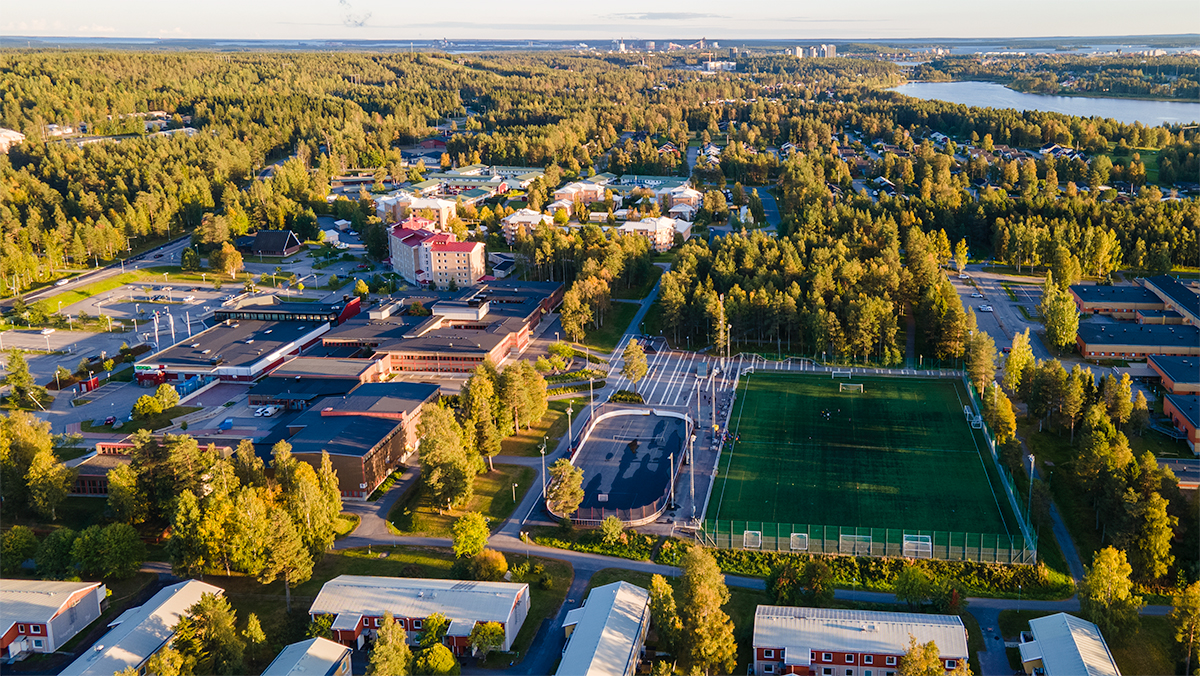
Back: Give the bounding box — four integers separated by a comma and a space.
946, 661, 956, 670
886, 657, 897, 666
812, 652, 818, 663
764, 649, 774, 659
864, 656, 873, 665
414, 620, 423, 630
763, 666, 774, 674
33, 639, 43, 649
823, 670, 833, 676
397, 619, 406, 628
17, 624, 25, 633
376, 618, 383, 627
846, 671, 853, 676
865, 672, 872, 676
847, 655, 855, 663
824, 654, 833, 662
30, 625, 40, 634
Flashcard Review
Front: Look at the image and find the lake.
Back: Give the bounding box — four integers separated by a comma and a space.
890, 81, 1200, 126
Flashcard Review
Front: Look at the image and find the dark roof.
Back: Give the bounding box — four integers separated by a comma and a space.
493, 259, 515, 273
287, 413, 402, 458
138, 320, 326, 370
271, 357, 381, 379
326, 382, 440, 416
1069, 284, 1162, 304
1144, 276, 1200, 319
1149, 355, 1200, 386
1137, 310, 1183, 319
1166, 394, 1200, 428
1077, 322, 1200, 348
252, 230, 302, 253
249, 376, 362, 401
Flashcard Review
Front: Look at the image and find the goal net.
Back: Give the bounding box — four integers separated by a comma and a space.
972, 415, 984, 429
903, 534, 933, 558
789, 533, 809, 551
743, 530, 762, 549
832, 370, 853, 379
839, 383, 864, 393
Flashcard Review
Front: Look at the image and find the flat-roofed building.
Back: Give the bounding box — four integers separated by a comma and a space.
1136, 309, 1185, 325
1142, 275, 1200, 326
557, 582, 650, 676
1148, 355, 1200, 395
321, 282, 563, 373
752, 606, 968, 676
1069, 284, 1164, 317
282, 382, 439, 498
135, 319, 332, 384
616, 217, 692, 253
388, 218, 485, 287
1017, 613, 1120, 676
501, 208, 554, 244
1, 580, 106, 660
1076, 323, 1200, 360
213, 296, 361, 326
1164, 394, 1200, 454
248, 356, 387, 409
261, 637, 352, 676
59, 580, 223, 676
309, 576, 529, 654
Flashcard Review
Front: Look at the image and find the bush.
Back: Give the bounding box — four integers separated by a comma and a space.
600, 515, 624, 545
133, 394, 163, 419
1, 525, 38, 574
539, 573, 554, 589
470, 549, 508, 581
550, 380, 607, 395
533, 527, 655, 561
610, 389, 644, 404
545, 369, 608, 385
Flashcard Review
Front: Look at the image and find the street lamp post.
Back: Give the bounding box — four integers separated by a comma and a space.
539, 441, 547, 499
511, 482, 518, 503
566, 403, 573, 453
1026, 454, 1035, 524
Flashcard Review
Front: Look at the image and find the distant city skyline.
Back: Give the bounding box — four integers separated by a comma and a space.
1, 0, 1197, 42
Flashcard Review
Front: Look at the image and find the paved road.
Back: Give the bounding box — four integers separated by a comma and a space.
961, 264, 1054, 361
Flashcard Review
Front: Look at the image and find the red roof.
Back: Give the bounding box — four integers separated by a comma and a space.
433, 241, 481, 253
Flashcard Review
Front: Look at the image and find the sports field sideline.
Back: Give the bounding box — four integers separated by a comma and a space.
712, 371, 1020, 536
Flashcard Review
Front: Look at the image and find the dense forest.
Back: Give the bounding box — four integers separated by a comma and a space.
1, 49, 1197, 302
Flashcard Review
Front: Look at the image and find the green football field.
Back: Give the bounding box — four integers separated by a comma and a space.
711, 372, 1019, 537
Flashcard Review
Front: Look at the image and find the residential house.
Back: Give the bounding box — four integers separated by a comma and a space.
617, 217, 692, 253
752, 606, 968, 676
388, 217, 485, 288
501, 208, 554, 244
262, 637, 352, 676
59, 580, 224, 676
309, 576, 529, 655
251, 230, 303, 257
1017, 613, 1120, 676
557, 582, 650, 676
1, 580, 106, 660
553, 181, 606, 205
376, 194, 457, 228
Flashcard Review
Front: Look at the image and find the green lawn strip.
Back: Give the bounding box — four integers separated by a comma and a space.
54, 445, 92, 462
526, 524, 656, 561
333, 513, 360, 538
81, 405, 202, 433
585, 567, 771, 675
611, 267, 663, 301
388, 465, 535, 537
33, 272, 145, 313
500, 399, 576, 457
1130, 429, 1193, 459
958, 610, 985, 676
998, 610, 1174, 676
578, 302, 640, 353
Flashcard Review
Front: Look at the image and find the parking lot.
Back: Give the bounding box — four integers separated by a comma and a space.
1007, 283, 1043, 308
948, 273, 1009, 349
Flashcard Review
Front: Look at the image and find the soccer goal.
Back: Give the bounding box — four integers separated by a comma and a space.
963, 405, 973, 420
743, 530, 762, 549
839, 383, 864, 393
832, 370, 853, 379
903, 534, 933, 558
789, 532, 809, 551
971, 415, 984, 429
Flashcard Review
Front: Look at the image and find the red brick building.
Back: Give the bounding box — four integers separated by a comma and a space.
1164, 394, 1199, 454
753, 606, 968, 676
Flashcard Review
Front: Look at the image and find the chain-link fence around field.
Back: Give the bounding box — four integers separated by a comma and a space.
698, 520, 1038, 565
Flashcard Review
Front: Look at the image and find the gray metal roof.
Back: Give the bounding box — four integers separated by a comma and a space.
271, 356, 383, 379
1025, 613, 1121, 676
752, 606, 968, 658
557, 582, 650, 676
138, 320, 327, 370
1166, 394, 1200, 428
261, 638, 351, 676
1144, 275, 1200, 319
59, 580, 224, 676
309, 576, 527, 624
1069, 284, 1161, 304
1077, 322, 1200, 348
0, 580, 103, 627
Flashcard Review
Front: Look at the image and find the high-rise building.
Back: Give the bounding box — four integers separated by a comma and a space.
821, 44, 837, 58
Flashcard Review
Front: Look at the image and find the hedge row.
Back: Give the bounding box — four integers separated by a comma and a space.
533, 529, 656, 561
549, 380, 607, 394
545, 368, 608, 385
610, 389, 644, 403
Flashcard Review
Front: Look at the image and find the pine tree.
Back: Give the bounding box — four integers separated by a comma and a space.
258, 509, 313, 612
546, 458, 584, 517
1003, 329, 1035, 397
26, 447, 73, 520
1080, 547, 1145, 639
1172, 581, 1200, 676
678, 547, 736, 676
368, 613, 412, 676
168, 490, 208, 577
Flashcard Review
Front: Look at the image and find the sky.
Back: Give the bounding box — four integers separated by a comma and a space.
2, 0, 1197, 42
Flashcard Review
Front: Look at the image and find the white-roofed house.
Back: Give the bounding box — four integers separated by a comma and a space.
556, 581, 650, 676
0, 580, 106, 660
309, 576, 530, 655
1018, 613, 1121, 676
58, 579, 224, 676
501, 208, 554, 244
261, 637, 352, 676
617, 217, 692, 253
752, 606, 969, 675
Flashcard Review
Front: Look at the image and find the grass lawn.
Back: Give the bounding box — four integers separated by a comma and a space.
389, 464, 535, 537
999, 610, 1175, 676
1130, 428, 1193, 459
500, 399, 578, 457
33, 272, 145, 313
1020, 422, 1104, 563
208, 546, 571, 665
579, 302, 639, 353
612, 267, 663, 301
334, 513, 360, 538
586, 568, 773, 674
715, 372, 1020, 537
81, 405, 202, 433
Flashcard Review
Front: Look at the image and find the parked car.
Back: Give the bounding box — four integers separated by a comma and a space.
40, 328, 55, 335
262, 406, 280, 417
219, 417, 234, 430
970, 292, 983, 298
959, 273, 970, 280
254, 407, 266, 417
54, 278, 71, 287
1002, 346, 1012, 354
104, 416, 117, 425
182, 295, 195, 302
153, 253, 164, 258
978, 304, 994, 312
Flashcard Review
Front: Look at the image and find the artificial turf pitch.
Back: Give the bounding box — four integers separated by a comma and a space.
712, 372, 1019, 537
